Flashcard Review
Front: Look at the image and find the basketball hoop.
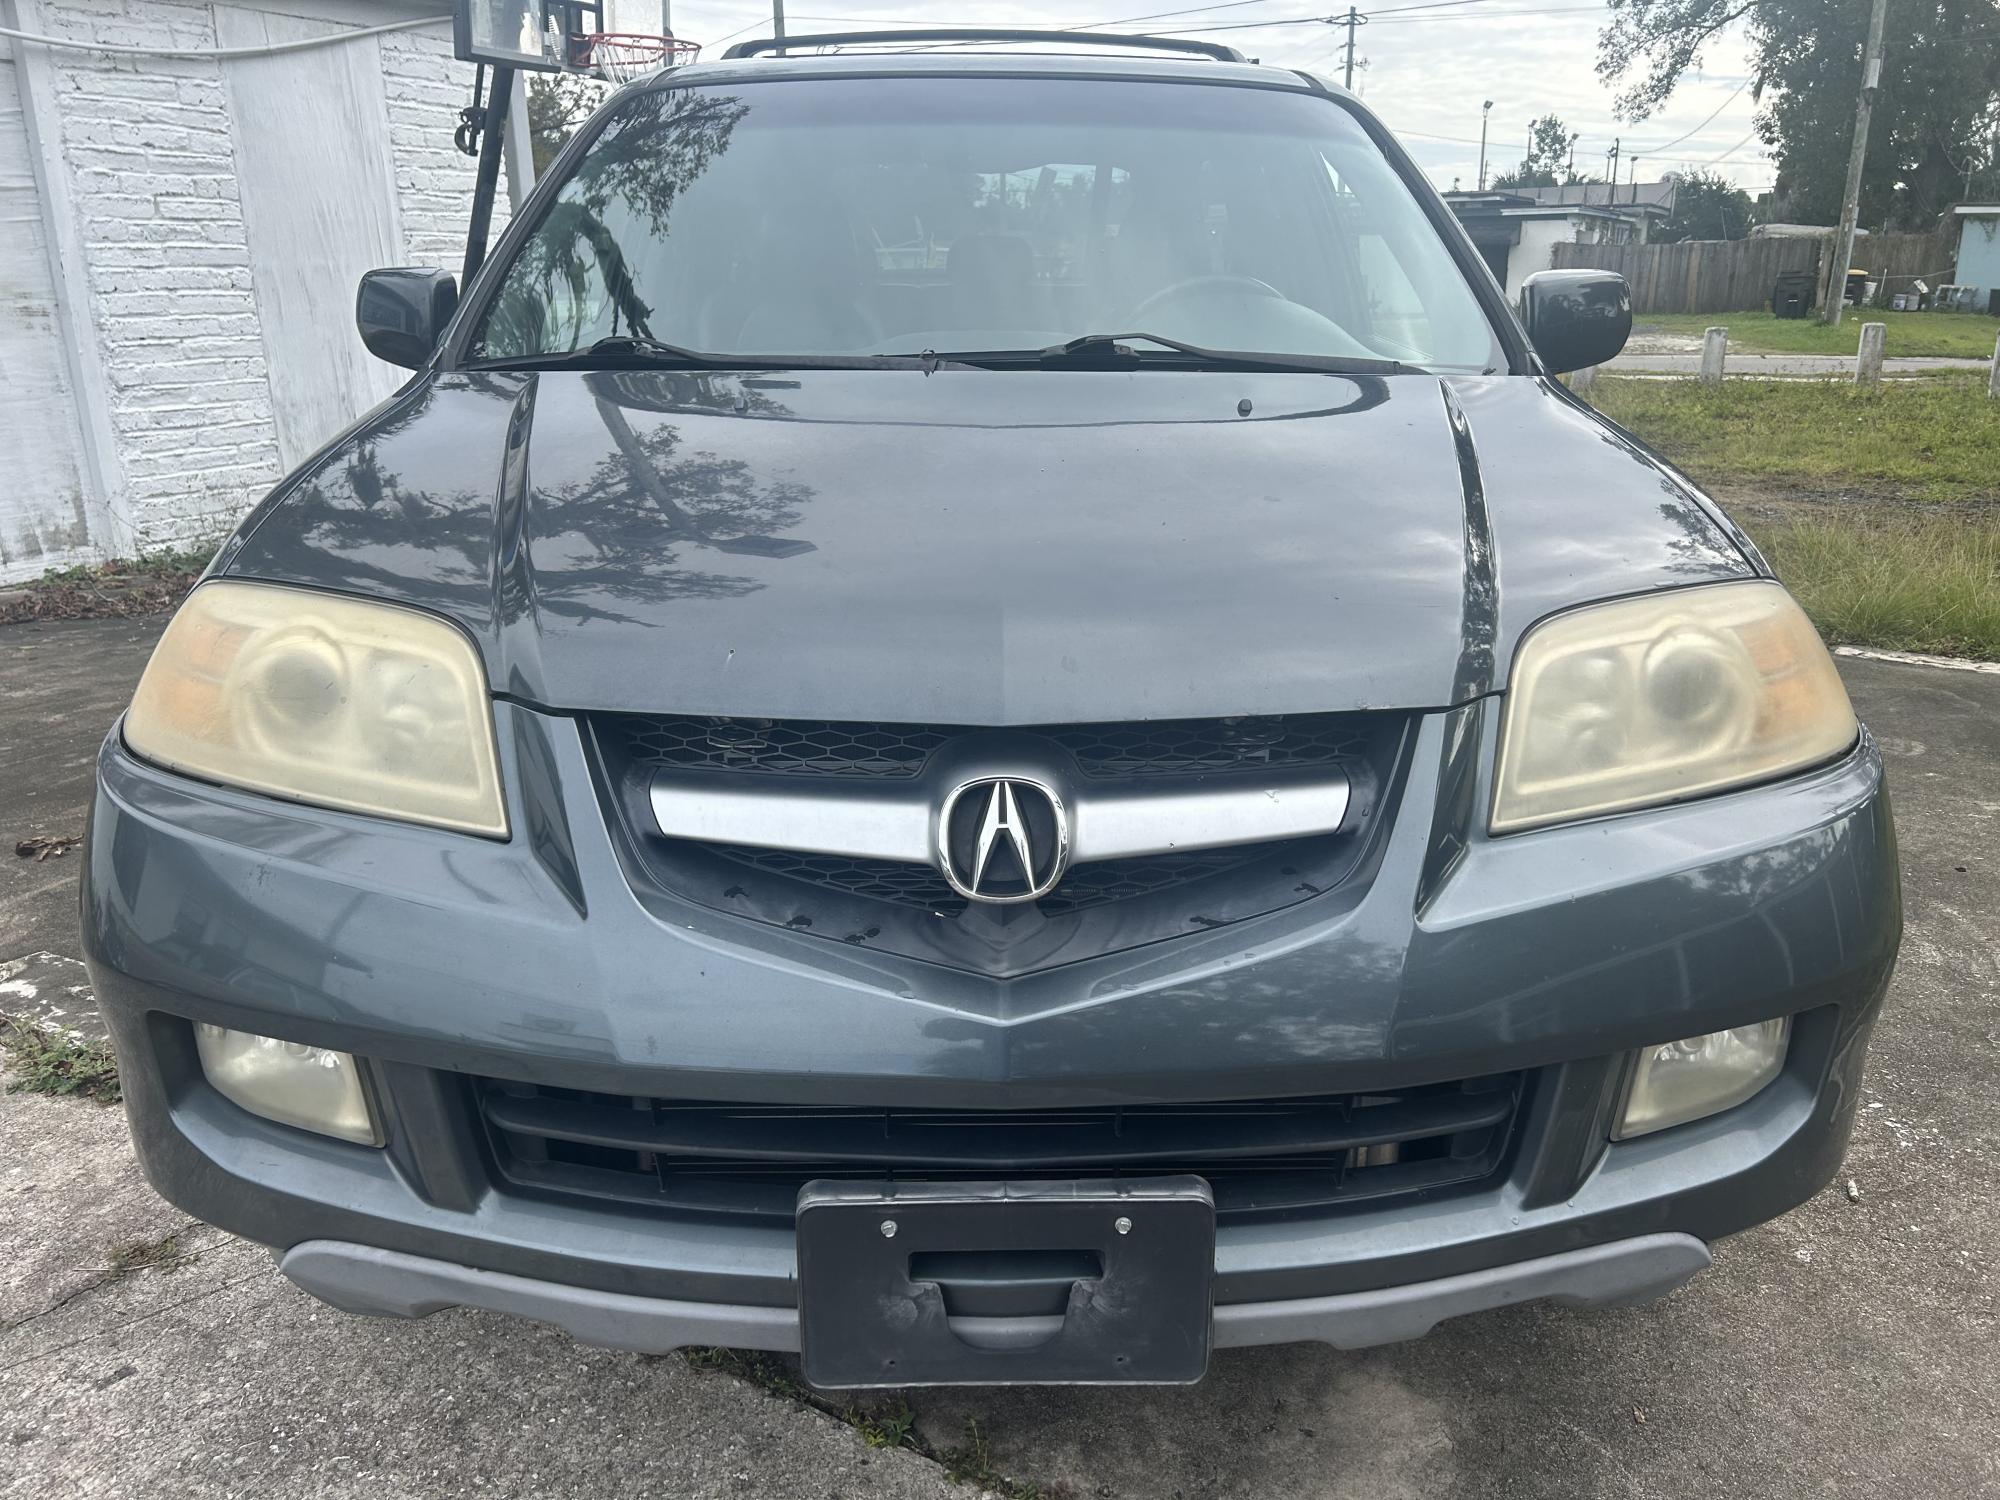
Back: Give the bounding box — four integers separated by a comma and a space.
579, 32, 699, 80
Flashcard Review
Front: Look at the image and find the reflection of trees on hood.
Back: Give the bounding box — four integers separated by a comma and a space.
483, 90, 750, 355
277, 374, 816, 627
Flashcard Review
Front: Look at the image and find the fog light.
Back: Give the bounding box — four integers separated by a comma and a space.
194, 1023, 379, 1145
1614, 1018, 1790, 1140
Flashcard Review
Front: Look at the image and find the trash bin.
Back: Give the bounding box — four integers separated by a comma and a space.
1772, 270, 1815, 319
1845, 269, 1868, 305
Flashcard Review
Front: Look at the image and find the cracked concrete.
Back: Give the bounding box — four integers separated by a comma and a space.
1, 618, 1995, 1498
0, 1085, 966, 1500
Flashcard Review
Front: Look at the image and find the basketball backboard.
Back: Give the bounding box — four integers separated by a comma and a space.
453, 0, 673, 72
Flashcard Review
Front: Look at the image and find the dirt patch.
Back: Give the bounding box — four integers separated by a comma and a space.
0, 550, 214, 626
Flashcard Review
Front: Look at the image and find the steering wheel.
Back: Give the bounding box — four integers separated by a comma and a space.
1127, 273, 1286, 326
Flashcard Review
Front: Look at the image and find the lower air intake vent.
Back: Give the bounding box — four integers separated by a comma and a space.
477, 1074, 1526, 1224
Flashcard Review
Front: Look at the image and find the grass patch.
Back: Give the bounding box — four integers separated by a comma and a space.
1592, 375, 2000, 659
1, 1018, 122, 1103
1639, 309, 2000, 359
1741, 504, 2000, 660
1591, 375, 2000, 503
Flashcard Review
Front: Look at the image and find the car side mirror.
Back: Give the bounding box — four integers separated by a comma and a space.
1519, 270, 1631, 374
356, 268, 458, 369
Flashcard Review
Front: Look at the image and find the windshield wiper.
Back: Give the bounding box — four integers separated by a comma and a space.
939, 332, 1419, 376
469, 335, 967, 373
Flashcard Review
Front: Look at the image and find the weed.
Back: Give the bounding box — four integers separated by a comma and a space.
1744, 503, 2000, 661
0, 1019, 122, 1103
107, 1231, 191, 1277
682, 1349, 1062, 1495
942, 1417, 1063, 1498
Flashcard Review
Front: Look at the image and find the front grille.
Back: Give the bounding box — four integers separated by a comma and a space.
605, 712, 1373, 782
477, 1073, 1525, 1224
711, 842, 1298, 917
608, 715, 953, 779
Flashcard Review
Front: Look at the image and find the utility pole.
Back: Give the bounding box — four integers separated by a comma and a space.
1605, 138, 1620, 198
1822, 0, 1890, 327
1477, 99, 1493, 191
1339, 6, 1365, 91
1627, 154, 1641, 204
771, 0, 785, 42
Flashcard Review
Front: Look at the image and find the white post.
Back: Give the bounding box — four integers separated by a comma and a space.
1855, 322, 1886, 387
1700, 327, 1726, 386
502, 71, 536, 213
1989, 333, 2000, 399
1569, 364, 1598, 395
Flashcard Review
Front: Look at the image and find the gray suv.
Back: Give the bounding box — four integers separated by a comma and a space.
84, 33, 1899, 1388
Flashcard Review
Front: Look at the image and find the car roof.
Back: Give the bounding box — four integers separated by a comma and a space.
649, 48, 1341, 95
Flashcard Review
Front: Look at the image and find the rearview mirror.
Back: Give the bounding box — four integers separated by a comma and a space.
357, 268, 458, 369
1519, 270, 1631, 375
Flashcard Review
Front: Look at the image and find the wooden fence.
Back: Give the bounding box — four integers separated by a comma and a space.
1550, 229, 1957, 314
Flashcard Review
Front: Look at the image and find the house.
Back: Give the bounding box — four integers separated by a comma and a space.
1, 0, 525, 585
1951, 206, 2000, 314
1443, 189, 1662, 301
1508, 178, 1678, 229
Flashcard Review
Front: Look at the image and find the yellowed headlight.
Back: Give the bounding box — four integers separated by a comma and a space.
1492, 581, 1855, 833
125, 581, 507, 837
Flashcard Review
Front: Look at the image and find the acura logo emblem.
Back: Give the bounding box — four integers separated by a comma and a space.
937, 776, 1070, 904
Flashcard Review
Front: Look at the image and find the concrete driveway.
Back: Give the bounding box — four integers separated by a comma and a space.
3, 616, 1995, 1498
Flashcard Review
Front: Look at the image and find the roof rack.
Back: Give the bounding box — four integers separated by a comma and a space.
719, 28, 1249, 64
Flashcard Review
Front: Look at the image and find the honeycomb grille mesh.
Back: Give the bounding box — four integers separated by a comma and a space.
609, 716, 953, 779
712, 844, 1285, 916
607, 713, 1369, 780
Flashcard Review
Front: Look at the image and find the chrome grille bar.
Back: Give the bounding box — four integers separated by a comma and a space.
647, 770, 1350, 865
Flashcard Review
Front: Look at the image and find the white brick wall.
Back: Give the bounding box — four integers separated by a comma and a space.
24, 1, 508, 558
42, 0, 273, 552
381, 26, 511, 273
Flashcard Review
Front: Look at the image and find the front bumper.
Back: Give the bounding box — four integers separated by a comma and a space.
279, 1231, 1713, 1356
82, 703, 1899, 1344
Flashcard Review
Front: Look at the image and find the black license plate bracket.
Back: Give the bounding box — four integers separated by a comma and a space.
796, 1177, 1215, 1389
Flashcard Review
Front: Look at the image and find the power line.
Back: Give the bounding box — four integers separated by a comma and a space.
1068, 0, 1287, 30
1362, 4, 1606, 21
1625, 79, 1749, 154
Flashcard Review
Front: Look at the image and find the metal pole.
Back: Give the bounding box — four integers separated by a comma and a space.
461, 62, 514, 291
1477, 100, 1492, 191
1822, 0, 1890, 327
1341, 6, 1360, 90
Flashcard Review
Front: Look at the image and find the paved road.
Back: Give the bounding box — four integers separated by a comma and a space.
1606, 351, 1988, 378
3, 615, 1996, 1499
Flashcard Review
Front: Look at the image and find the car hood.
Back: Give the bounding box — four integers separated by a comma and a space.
221, 367, 1754, 720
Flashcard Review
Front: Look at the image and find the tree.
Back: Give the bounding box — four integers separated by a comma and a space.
1491, 114, 1592, 189
526, 74, 609, 176
1653, 168, 1754, 239
1597, 0, 2000, 229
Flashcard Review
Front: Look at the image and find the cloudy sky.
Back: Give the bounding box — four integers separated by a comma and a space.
634, 0, 1770, 195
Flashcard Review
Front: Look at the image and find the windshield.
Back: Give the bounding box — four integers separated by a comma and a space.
472, 76, 1505, 372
